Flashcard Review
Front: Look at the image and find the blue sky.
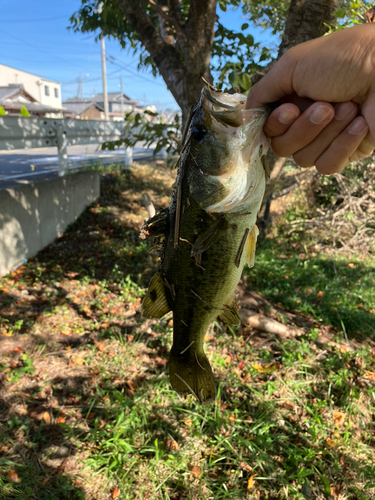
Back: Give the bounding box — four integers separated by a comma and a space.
0, 0, 277, 111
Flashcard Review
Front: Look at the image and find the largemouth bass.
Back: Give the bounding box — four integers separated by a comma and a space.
140, 84, 270, 403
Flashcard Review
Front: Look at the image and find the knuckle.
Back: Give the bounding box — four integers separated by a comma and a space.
270, 138, 292, 157
315, 158, 343, 174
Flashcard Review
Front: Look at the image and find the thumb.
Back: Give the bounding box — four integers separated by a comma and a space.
246, 58, 295, 109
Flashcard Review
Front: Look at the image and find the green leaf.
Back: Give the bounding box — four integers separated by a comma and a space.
241, 23, 249, 30
237, 72, 252, 91
218, 0, 227, 12
228, 71, 237, 88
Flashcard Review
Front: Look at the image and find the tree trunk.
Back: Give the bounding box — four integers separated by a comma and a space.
278, 0, 341, 57
119, 0, 217, 126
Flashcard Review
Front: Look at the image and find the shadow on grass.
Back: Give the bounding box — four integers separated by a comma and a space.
0, 169, 170, 352
0, 165, 374, 498
247, 239, 375, 340
0, 374, 92, 500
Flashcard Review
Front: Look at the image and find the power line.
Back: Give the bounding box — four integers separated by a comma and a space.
61, 69, 123, 86
106, 53, 165, 87
1, 29, 92, 71
1, 15, 70, 23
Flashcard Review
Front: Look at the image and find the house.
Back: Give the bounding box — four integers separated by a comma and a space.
0, 84, 61, 117
62, 92, 137, 121
0, 63, 62, 113
62, 99, 105, 120
92, 92, 137, 120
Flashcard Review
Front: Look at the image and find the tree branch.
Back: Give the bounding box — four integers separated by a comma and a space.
278, 0, 341, 57
119, 0, 185, 105
148, 0, 186, 41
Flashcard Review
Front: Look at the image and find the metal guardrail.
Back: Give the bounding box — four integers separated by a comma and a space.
0, 116, 133, 176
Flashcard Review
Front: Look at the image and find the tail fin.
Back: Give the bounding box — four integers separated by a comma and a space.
169, 347, 216, 403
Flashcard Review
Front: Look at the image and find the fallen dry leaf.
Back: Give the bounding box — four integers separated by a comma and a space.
364, 370, 375, 381
8, 469, 19, 482
43, 411, 51, 424
166, 439, 179, 451
240, 461, 252, 472
252, 363, 277, 374
94, 341, 105, 352
247, 474, 256, 489
283, 401, 295, 411
330, 484, 340, 498
326, 437, 337, 447
70, 356, 85, 366
189, 465, 201, 478
112, 486, 120, 499
333, 411, 346, 428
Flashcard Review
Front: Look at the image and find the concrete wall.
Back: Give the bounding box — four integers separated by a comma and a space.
0, 171, 100, 277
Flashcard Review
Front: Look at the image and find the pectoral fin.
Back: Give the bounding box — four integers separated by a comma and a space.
218, 296, 240, 326
191, 216, 229, 257
140, 271, 171, 319
140, 208, 168, 239
244, 224, 259, 268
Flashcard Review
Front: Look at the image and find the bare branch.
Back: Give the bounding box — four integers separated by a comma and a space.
148, 0, 186, 41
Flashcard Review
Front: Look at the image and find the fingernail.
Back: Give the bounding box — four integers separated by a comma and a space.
348, 117, 368, 135
335, 102, 355, 120
310, 105, 333, 125
278, 109, 299, 125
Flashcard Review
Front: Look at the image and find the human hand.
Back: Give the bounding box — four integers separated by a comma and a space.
246, 24, 375, 174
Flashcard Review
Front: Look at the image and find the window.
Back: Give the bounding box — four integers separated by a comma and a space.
44, 85, 50, 96
54, 88, 59, 98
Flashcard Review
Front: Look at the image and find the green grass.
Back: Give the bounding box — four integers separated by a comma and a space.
247, 239, 375, 338
0, 163, 374, 499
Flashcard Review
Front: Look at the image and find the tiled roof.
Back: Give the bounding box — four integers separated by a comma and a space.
92, 92, 135, 104
62, 101, 104, 114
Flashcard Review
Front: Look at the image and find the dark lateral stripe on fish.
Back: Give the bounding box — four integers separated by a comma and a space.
174, 184, 182, 249
190, 289, 220, 310
235, 227, 250, 268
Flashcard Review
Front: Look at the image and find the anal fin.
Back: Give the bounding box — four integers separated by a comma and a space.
140, 271, 171, 319
218, 296, 240, 326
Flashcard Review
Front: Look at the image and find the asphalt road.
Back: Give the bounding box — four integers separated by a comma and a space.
0, 143, 154, 189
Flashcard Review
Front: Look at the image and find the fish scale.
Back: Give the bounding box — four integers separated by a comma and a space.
140, 85, 271, 402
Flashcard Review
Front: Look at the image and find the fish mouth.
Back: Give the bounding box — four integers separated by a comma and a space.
201, 85, 270, 129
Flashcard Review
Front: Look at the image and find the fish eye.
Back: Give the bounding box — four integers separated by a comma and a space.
191, 125, 207, 142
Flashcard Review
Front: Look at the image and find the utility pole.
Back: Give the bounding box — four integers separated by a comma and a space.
99, 4, 109, 120
77, 75, 83, 99
120, 75, 124, 121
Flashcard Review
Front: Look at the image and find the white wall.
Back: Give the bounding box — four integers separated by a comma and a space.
0, 64, 62, 109
0, 171, 100, 277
